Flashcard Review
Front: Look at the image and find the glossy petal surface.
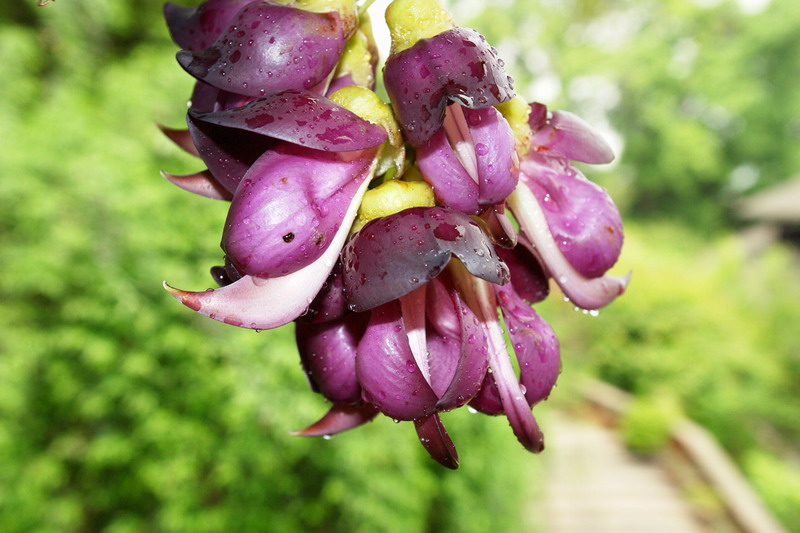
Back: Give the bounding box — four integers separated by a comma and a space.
384, 27, 515, 147
414, 414, 459, 469
342, 207, 510, 312
223, 145, 376, 277
530, 106, 614, 164
190, 89, 387, 152
165, 0, 252, 51
177, 2, 344, 97
291, 403, 379, 437
496, 243, 549, 304
160, 169, 232, 201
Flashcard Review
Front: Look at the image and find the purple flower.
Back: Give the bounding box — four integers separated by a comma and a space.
158, 0, 629, 468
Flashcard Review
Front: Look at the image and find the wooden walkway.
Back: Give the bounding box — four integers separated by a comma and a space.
529, 412, 707, 533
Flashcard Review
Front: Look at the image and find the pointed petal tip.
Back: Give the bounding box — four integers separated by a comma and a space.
290, 403, 379, 437
415, 414, 460, 469
159, 168, 233, 201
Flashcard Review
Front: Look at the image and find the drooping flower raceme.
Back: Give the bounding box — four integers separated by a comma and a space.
160, 0, 629, 469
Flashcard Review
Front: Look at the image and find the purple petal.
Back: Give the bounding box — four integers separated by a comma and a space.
177, 2, 345, 97
164, 175, 372, 330
296, 313, 368, 403
188, 80, 253, 113
164, 0, 253, 51
469, 373, 504, 415
496, 287, 560, 406
157, 124, 199, 156
326, 73, 356, 96
187, 113, 272, 194
416, 127, 480, 214
384, 27, 515, 147
479, 205, 517, 248
434, 285, 489, 410
342, 207, 510, 312
521, 154, 623, 278
222, 145, 377, 278
495, 243, 549, 304
414, 414, 459, 469
291, 403, 379, 437
507, 183, 630, 310
530, 106, 614, 164
160, 169, 232, 200
356, 301, 439, 421
189, 89, 387, 152
464, 106, 518, 205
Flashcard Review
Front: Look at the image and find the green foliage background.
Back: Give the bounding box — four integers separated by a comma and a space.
3, 0, 800, 531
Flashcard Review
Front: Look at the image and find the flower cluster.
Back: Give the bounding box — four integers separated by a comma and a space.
160, 0, 629, 468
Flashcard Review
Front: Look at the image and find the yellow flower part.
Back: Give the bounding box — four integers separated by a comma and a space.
334, 30, 375, 89
353, 180, 436, 231
385, 0, 454, 54
496, 95, 533, 156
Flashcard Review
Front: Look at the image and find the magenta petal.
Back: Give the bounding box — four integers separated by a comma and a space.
521, 154, 623, 278
164, 175, 371, 330
342, 207, 510, 312
356, 301, 438, 421
468, 373, 504, 415
414, 414, 459, 469
160, 169, 232, 200
177, 2, 344, 97
296, 261, 348, 324
497, 287, 560, 406
290, 403, 379, 437
434, 288, 489, 410
530, 107, 614, 164
464, 107, 518, 206
416, 128, 480, 214
222, 145, 376, 278
190, 90, 387, 152
384, 27, 515, 147
296, 314, 368, 403
495, 243, 549, 304
165, 0, 252, 51
157, 124, 199, 157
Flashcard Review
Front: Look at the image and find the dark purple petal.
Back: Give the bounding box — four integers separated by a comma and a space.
496, 287, 560, 406
163, 174, 371, 330
464, 106, 518, 205
160, 169, 232, 200
296, 313, 368, 403
222, 144, 377, 278
326, 73, 356, 96
296, 261, 348, 324
416, 128, 480, 214
187, 113, 272, 193
165, 0, 253, 51
356, 301, 439, 421
189, 89, 387, 151
507, 182, 630, 310
342, 207, 510, 312
291, 403, 380, 437
414, 414, 459, 469
468, 373, 504, 415
479, 205, 517, 248
530, 106, 614, 164
521, 154, 623, 278
177, 2, 345, 97
157, 124, 199, 156
495, 243, 549, 304
384, 27, 515, 147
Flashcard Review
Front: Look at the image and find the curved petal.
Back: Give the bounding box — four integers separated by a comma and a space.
177, 2, 345, 97
296, 313, 368, 403
187, 113, 272, 194
290, 403, 379, 437
296, 261, 348, 324
189, 90, 387, 152
521, 155, 623, 278
496, 287, 560, 406
468, 373, 504, 415
414, 414, 459, 469
479, 205, 517, 248
160, 169, 232, 201
356, 301, 439, 421
342, 207, 510, 312
464, 106, 518, 206
530, 106, 614, 164
164, 0, 252, 51
164, 174, 372, 330
417, 128, 480, 214
157, 124, 199, 157
222, 145, 377, 278
507, 183, 630, 310
384, 27, 515, 147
